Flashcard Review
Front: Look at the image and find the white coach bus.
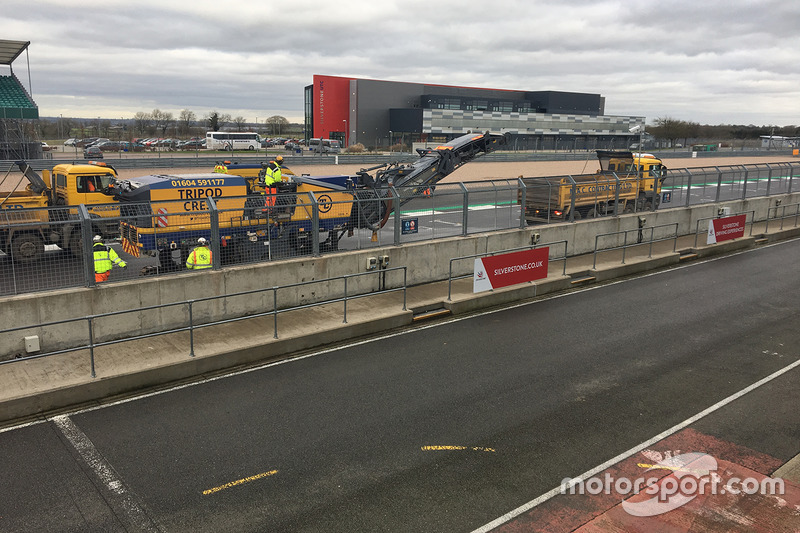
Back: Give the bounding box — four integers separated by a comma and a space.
206, 132, 261, 151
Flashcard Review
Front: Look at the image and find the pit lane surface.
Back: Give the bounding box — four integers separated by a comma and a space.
1, 239, 799, 532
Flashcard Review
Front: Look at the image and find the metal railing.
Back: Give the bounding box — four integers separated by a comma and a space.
447, 240, 568, 300
693, 210, 755, 247
592, 223, 679, 268
0, 267, 408, 376
2, 160, 799, 297
765, 202, 800, 232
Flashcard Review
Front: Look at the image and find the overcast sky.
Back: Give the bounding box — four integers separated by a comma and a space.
3, 0, 799, 127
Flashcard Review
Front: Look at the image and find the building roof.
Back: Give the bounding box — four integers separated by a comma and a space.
0, 40, 30, 66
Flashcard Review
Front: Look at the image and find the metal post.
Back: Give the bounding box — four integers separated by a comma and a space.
612, 173, 621, 216
87, 316, 96, 378
207, 197, 221, 270
741, 169, 749, 200
568, 176, 577, 222
188, 300, 195, 357
343, 277, 348, 323
766, 164, 773, 197
460, 183, 469, 236
648, 227, 654, 258
78, 204, 95, 288
403, 267, 407, 310
273, 288, 278, 339
622, 231, 629, 264
685, 170, 694, 208
308, 191, 320, 256
517, 177, 527, 229
392, 187, 401, 246
714, 167, 723, 203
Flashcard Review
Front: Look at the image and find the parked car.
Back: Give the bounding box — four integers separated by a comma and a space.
179, 139, 205, 150
96, 141, 123, 151
64, 138, 78, 147
85, 138, 110, 148
121, 141, 147, 152
40, 142, 52, 151
83, 146, 103, 159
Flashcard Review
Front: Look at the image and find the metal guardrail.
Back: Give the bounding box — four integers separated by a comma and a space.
0, 267, 408, 376
592, 223, 679, 268
766, 202, 800, 232
447, 240, 568, 300
693, 210, 755, 247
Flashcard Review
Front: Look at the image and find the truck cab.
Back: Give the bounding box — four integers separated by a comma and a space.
0, 162, 122, 262
598, 151, 666, 208
45, 162, 120, 215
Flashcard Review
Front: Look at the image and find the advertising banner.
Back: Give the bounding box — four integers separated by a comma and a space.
707, 214, 746, 245
473, 247, 549, 293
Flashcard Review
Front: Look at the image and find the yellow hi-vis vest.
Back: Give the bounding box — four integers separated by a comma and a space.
186, 246, 212, 269
264, 162, 282, 186
93, 242, 126, 273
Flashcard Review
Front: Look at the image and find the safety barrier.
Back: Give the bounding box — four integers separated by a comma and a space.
662, 162, 800, 209
765, 202, 800, 232
2, 161, 799, 297
0, 267, 408, 376
447, 240, 568, 300
0, 182, 525, 296
693, 210, 755, 247
592, 223, 679, 269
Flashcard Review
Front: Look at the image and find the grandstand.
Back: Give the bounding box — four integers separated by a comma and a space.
0, 39, 40, 160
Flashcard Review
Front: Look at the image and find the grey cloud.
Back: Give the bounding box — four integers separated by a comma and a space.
1, 0, 798, 125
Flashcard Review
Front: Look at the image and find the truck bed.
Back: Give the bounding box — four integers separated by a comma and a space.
0, 190, 49, 210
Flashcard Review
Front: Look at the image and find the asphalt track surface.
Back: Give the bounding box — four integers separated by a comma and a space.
0, 240, 799, 532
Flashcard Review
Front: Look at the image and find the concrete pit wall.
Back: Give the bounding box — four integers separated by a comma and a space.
1, 192, 797, 358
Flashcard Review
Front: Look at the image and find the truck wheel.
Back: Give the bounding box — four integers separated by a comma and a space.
12, 233, 45, 262
571, 210, 582, 221
587, 207, 599, 218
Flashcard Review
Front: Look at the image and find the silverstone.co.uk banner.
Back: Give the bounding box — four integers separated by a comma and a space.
473, 248, 550, 293
707, 214, 746, 245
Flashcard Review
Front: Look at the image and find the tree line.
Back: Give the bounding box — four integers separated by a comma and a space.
30, 111, 800, 144
649, 117, 799, 146
33, 109, 297, 140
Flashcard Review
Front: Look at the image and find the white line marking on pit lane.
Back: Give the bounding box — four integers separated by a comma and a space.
469, 355, 800, 533
52, 415, 159, 532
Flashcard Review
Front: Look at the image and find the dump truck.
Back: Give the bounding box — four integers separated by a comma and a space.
519, 151, 666, 223
0, 161, 122, 261
117, 131, 510, 269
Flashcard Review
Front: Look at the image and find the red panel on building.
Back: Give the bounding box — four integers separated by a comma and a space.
313, 75, 352, 141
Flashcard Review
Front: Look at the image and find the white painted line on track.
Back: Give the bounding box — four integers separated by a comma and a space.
52, 415, 160, 532
469, 355, 800, 533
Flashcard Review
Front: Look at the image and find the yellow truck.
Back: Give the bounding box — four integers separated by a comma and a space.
519, 150, 667, 223
0, 162, 121, 261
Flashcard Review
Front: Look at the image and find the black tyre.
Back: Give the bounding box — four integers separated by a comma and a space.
11, 233, 44, 262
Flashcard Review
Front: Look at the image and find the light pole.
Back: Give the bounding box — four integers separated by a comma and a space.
388, 130, 392, 152
342, 119, 347, 146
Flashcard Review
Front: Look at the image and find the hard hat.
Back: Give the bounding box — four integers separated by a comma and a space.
275, 155, 284, 163
198, 237, 208, 245
93, 235, 102, 242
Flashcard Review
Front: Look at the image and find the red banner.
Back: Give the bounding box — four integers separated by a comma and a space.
707, 214, 746, 244
474, 248, 549, 293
